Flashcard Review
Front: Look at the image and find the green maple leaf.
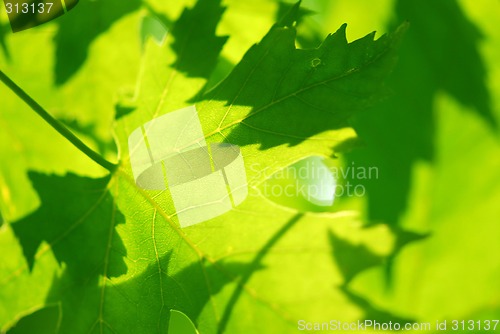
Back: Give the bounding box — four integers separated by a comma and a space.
1, 1, 408, 333
187, 4, 408, 208
197, 6, 407, 155
9, 172, 252, 333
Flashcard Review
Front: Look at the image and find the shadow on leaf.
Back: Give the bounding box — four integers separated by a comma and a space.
12, 172, 127, 277
217, 213, 303, 334
344, 0, 496, 228
340, 286, 414, 326
6, 304, 60, 334
53, 0, 141, 85
171, 0, 228, 80
171, 0, 229, 100
9, 172, 256, 332
329, 230, 414, 325
328, 231, 383, 286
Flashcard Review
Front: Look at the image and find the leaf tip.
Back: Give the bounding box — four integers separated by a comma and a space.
329, 23, 348, 44
338, 23, 348, 37
277, 0, 302, 28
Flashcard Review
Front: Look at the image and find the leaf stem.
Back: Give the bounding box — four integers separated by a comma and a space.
0, 70, 117, 172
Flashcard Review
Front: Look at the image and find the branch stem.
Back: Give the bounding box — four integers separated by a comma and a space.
0, 70, 117, 172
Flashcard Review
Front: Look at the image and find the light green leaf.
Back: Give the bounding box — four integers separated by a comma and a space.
1, 1, 408, 333
2, 1, 500, 334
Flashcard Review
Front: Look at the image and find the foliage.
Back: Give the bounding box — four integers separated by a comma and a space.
1, 0, 499, 333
